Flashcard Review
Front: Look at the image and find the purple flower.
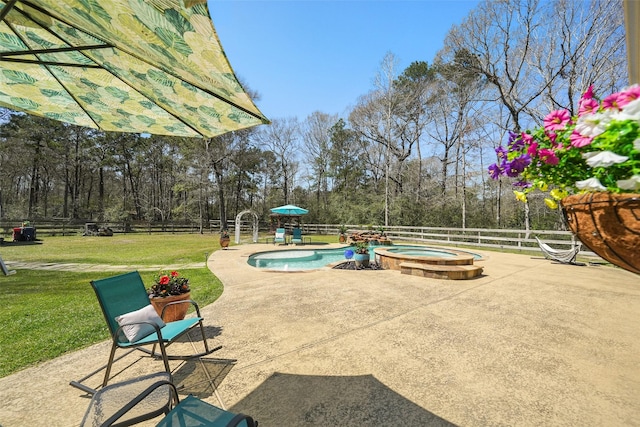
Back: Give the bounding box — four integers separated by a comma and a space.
507, 154, 531, 175
495, 145, 507, 159
504, 164, 519, 177
513, 180, 532, 189
488, 162, 504, 179
508, 134, 525, 151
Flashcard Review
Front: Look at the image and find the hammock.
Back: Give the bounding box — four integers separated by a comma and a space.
535, 237, 582, 265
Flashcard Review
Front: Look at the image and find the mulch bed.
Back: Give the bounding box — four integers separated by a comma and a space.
333, 261, 384, 270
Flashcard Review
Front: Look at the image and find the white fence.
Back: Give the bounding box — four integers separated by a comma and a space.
296, 224, 591, 256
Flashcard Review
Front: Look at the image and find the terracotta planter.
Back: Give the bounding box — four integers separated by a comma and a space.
150, 292, 191, 322
561, 193, 640, 274
219, 236, 230, 249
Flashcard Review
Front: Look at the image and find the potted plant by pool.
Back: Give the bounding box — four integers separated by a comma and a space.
488, 84, 640, 274
353, 241, 370, 268
147, 270, 191, 322
219, 229, 230, 249
338, 224, 348, 243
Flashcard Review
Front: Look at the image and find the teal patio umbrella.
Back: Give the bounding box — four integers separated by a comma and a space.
270, 205, 308, 230
270, 205, 309, 216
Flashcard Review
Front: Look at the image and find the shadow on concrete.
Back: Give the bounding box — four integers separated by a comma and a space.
229, 372, 457, 426
173, 357, 237, 399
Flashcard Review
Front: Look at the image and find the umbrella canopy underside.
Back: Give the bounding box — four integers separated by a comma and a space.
0, 0, 269, 137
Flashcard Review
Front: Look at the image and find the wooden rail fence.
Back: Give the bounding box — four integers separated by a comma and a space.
0, 219, 591, 256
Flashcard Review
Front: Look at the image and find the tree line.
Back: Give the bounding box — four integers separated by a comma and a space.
0, 0, 627, 231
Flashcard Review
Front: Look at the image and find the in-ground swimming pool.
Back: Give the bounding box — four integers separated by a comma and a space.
247, 245, 481, 271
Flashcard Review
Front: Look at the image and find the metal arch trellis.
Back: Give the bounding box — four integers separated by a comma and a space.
234, 210, 259, 244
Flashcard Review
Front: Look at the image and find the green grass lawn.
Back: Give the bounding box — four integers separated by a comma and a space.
0, 233, 225, 378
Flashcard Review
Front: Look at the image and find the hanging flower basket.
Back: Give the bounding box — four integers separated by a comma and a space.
561, 193, 640, 274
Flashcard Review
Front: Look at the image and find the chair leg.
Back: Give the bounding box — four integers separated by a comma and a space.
197, 320, 210, 353
157, 341, 171, 373
102, 341, 119, 387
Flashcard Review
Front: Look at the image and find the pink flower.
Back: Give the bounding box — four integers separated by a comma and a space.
581, 85, 594, 100
570, 130, 593, 148
544, 110, 571, 131
602, 92, 623, 110
527, 141, 538, 156
579, 98, 599, 116
618, 85, 640, 107
539, 148, 559, 165
521, 133, 534, 145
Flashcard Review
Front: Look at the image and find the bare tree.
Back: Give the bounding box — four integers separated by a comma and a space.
394, 61, 433, 201
533, 0, 627, 116
376, 52, 398, 227
442, 0, 626, 229
443, 0, 548, 132
350, 52, 402, 226
301, 111, 338, 216
257, 117, 300, 204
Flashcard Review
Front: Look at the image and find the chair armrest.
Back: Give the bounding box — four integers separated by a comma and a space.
101, 379, 178, 426
80, 372, 177, 427
114, 320, 165, 344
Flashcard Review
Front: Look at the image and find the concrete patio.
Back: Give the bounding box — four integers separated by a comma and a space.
0, 243, 639, 426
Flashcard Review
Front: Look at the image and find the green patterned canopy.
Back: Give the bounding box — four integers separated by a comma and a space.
0, 0, 269, 137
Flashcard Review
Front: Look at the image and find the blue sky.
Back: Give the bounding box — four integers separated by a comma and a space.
209, 0, 480, 121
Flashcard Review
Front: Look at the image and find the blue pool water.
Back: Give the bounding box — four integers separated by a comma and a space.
247, 245, 474, 271
386, 248, 457, 257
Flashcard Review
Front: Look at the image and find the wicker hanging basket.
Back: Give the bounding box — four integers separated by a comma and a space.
561, 193, 640, 275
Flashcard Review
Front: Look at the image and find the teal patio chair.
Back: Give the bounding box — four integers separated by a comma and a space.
71, 271, 220, 393
80, 372, 257, 427
291, 228, 303, 245
273, 228, 286, 245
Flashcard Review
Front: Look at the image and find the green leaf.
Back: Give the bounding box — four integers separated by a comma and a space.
79, 77, 100, 90
164, 9, 195, 34
10, 97, 39, 110
135, 115, 156, 126
40, 89, 69, 99
198, 105, 220, 119
72, 1, 111, 25
2, 70, 36, 85
0, 32, 27, 51
147, 69, 175, 87
138, 100, 155, 109
105, 87, 130, 101
154, 28, 193, 57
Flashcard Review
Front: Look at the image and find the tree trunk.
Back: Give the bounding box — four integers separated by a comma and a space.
212, 160, 227, 231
